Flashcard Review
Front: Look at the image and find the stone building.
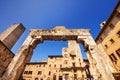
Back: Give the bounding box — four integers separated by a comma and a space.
0, 23, 25, 77
95, 1, 120, 79
21, 40, 89, 80
0, 23, 25, 49
0, 41, 14, 77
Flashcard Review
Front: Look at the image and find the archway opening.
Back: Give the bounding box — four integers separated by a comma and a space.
79, 44, 88, 59
30, 41, 68, 62
30, 40, 88, 62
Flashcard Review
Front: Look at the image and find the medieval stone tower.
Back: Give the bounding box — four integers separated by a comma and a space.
0, 23, 25, 49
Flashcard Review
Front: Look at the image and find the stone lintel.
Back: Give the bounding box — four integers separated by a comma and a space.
30, 29, 90, 36
30, 29, 90, 41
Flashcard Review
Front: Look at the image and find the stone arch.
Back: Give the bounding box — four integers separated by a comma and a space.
1, 27, 115, 80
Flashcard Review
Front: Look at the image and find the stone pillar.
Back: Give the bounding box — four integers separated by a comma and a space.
97, 44, 116, 72
0, 23, 25, 49
77, 35, 115, 80
0, 34, 43, 80
85, 50, 99, 79
62, 75, 65, 80
56, 75, 59, 80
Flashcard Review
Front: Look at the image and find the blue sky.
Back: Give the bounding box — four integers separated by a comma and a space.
0, 0, 118, 62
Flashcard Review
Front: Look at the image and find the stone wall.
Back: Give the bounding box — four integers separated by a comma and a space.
0, 41, 14, 77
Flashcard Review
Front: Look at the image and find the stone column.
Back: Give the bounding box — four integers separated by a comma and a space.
0, 34, 43, 80
85, 50, 99, 79
77, 35, 115, 80
97, 44, 116, 72
56, 74, 59, 80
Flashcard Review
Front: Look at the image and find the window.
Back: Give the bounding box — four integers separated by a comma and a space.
49, 64, 51, 67
60, 65, 62, 68
80, 63, 81, 66
72, 56, 74, 60
35, 77, 39, 80
54, 64, 56, 67
38, 71, 42, 75
24, 71, 27, 74
109, 53, 117, 62
116, 48, 120, 57
29, 71, 32, 75
24, 71, 28, 74
103, 30, 108, 36
105, 44, 108, 48
65, 61, 67, 64
64, 60, 68, 64
49, 71, 51, 75
72, 63, 75, 67
117, 31, 120, 37
50, 57, 53, 59
24, 71, 32, 75
110, 39, 114, 43
116, 13, 120, 18
43, 64, 45, 67
109, 24, 114, 29
39, 64, 41, 67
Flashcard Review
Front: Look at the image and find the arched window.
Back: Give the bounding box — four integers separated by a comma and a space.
49, 64, 51, 67
35, 77, 39, 80
54, 64, 56, 67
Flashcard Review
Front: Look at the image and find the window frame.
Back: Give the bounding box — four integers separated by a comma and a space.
116, 13, 120, 18
38, 71, 42, 75
109, 24, 114, 29
117, 31, 120, 37
109, 53, 117, 62
105, 44, 108, 48
116, 48, 120, 58
110, 38, 115, 43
